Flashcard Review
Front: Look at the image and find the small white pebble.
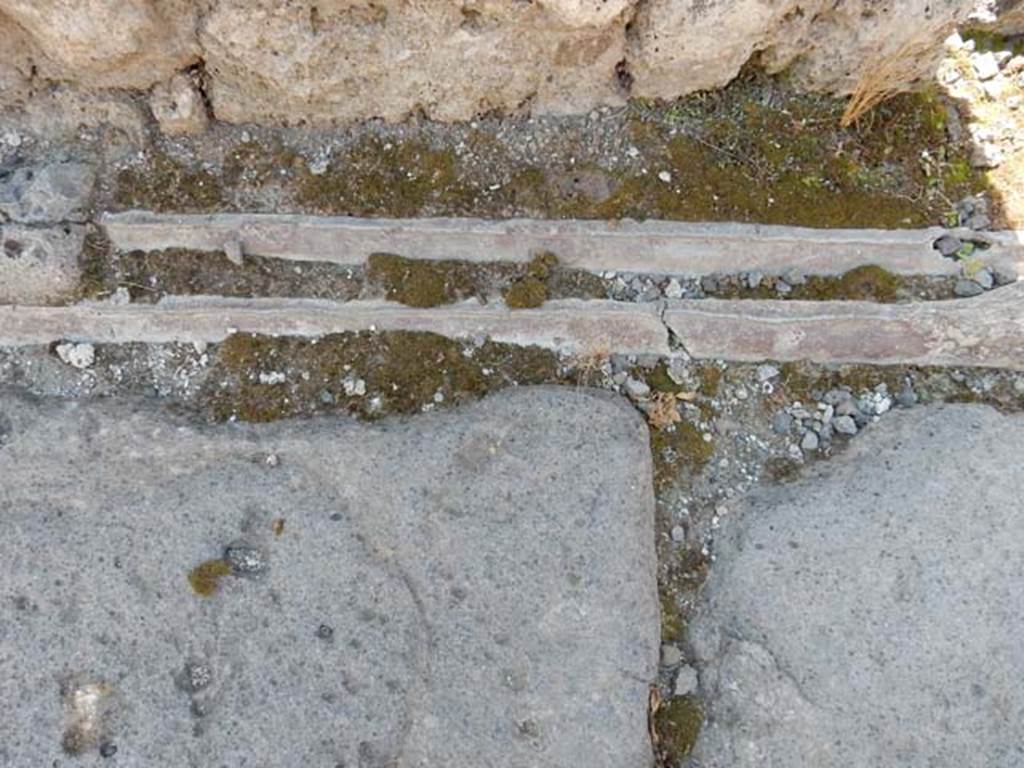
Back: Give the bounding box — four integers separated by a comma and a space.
55, 342, 95, 370
258, 371, 286, 385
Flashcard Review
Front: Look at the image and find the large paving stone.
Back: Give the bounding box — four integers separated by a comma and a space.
0, 162, 94, 223
0, 387, 658, 767
690, 404, 1024, 767
0, 223, 83, 305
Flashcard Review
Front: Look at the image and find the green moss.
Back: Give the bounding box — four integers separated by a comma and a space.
651, 421, 714, 491
778, 362, 906, 403
296, 138, 474, 216
610, 85, 987, 228
114, 150, 224, 212
502, 252, 566, 308
963, 28, 1024, 56
503, 276, 548, 309
77, 229, 114, 300
796, 265, 903, 302
765, 456, 801, 483
645, 361, 680, 394
188, 558, 231, 597
85, 247, 363, 304
698, 366, 723, 397
660, 589, 684, 643
200, 331, 563, 423
367, 253, 472, 307
527, 250, 560, 279
943, 158, 974, 187
655, 696, 704, 761
223, 138, 304, 187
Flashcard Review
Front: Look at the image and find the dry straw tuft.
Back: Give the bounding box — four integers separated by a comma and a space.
841, 30, 946, 127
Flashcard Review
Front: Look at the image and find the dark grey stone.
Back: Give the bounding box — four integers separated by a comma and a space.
771, 411, 793, 435
896, 382, 919, 408
954, 279, 986, 297
0, 387, 657, 767
831, 414, 858, 435
933, 234, 963, 257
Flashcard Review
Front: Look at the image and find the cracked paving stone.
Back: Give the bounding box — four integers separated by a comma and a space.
0, 386, 657, 767
689, 404, 1024, 768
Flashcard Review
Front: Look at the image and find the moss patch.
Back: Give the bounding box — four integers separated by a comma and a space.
77, 228, 114, 300
710, 265, 908, 302
295, 138, 474, 217
797, 265, 903, 302
651, 421, 714, 491
503, 275, 548, 309
501, 251, 603, 308
366, 252, 514, 307
223, 138, 304, 188
660, 590, 685, 644
655, 696, 704, 762
82, 247, 362, 303
200, 331, 563, 423
107, 74, 986, 229
602, 87, 985, 227
775, 362, 1024, 413
698, 366, 723, 397
765, 456, 802, 483
114, 151, 224, 212
188, 558, 231, 597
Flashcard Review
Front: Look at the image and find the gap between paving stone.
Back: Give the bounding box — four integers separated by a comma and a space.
101, 212, 1024, 279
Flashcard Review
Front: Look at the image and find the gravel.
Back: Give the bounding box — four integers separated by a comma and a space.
674, 665, 699, 697
800, 430, 819, 452
972, 51, 1001, 81
223, 544, 268, 577
832, 414, 858, 435
933, 233, 962, 257
955, 278, 986, 297
661, 644, 683, 667
624, 376, 651, 400
55, 342, 95, 370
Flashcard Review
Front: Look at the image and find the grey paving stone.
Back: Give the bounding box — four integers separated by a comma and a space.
0, 387, 658, 767
690, 404, 1024, 768
0, 224, 84, 305
0, 162, 95, 223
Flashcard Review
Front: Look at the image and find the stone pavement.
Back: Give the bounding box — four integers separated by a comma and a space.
0, 387, 658, 767
690, 404, 1024, 768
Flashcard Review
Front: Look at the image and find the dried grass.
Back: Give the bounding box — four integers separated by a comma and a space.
572, 341, 612, 386
841, 31, 944, 127
646, 391, 682, 430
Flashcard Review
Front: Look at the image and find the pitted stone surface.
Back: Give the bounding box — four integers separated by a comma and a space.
690, 404, 1024, 768
0, 224, 84, 305
0, 162, 95, 223
0, 387, 657, 767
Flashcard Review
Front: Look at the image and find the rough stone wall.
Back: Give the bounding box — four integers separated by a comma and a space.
630, 0, 979, 98
0, 0, 1018, 127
